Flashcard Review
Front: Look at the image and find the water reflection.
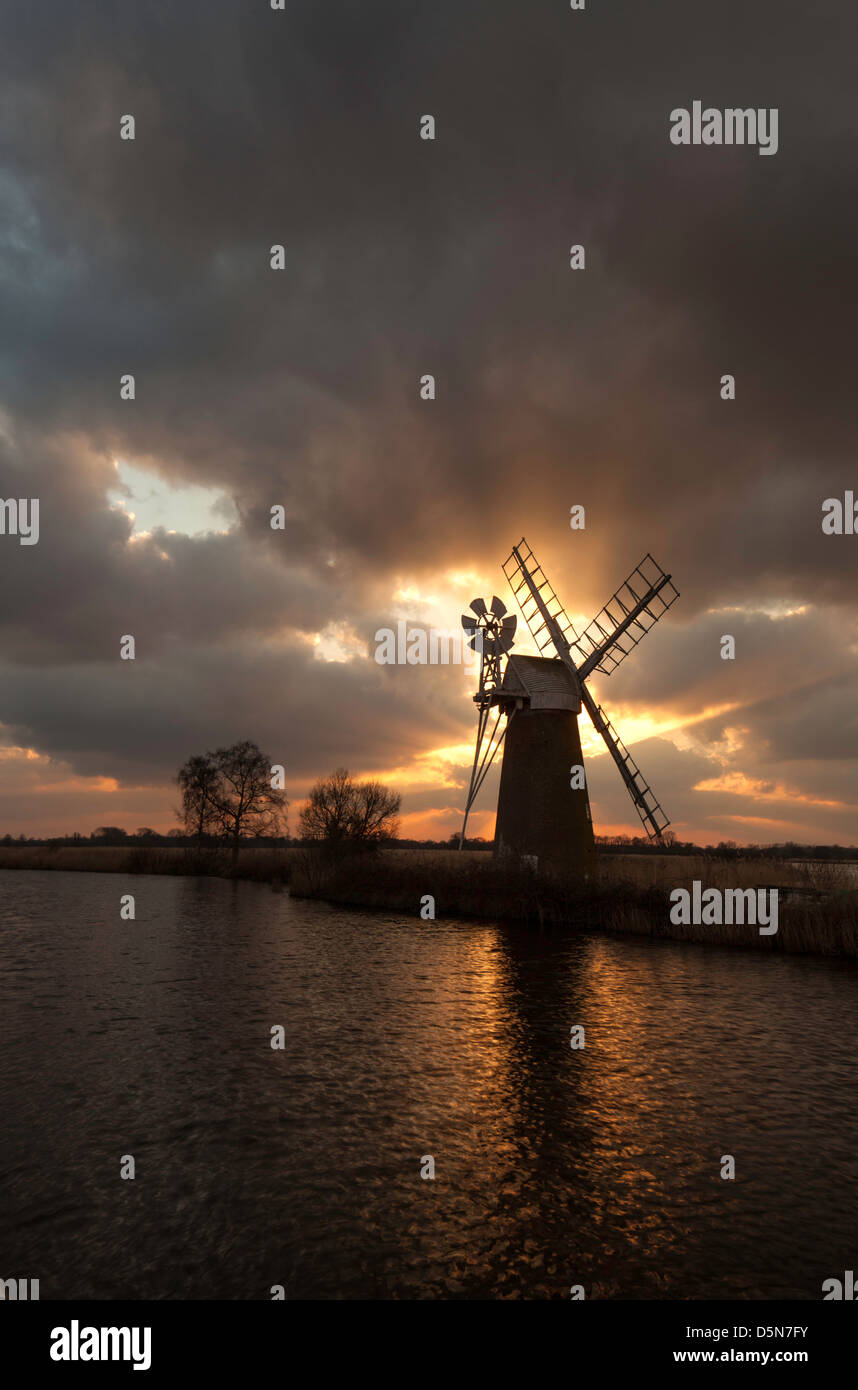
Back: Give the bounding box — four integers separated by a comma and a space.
1, 871, 857, 1299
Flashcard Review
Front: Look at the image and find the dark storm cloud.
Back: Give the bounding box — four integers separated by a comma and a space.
0, 0, 856, 828
595, 604, 858, 721
0, 634, 469, 784
712, 669, 858, 767
2, 0, 855, 580
0, 426, 346, 661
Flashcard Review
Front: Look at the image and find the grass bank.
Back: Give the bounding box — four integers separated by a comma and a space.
0, 844, 296, 882
289, 850, 858, 957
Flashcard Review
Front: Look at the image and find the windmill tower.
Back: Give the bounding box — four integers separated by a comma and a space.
459, 539, 679, 874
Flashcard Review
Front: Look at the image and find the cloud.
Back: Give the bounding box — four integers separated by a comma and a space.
0, 0, 856, 841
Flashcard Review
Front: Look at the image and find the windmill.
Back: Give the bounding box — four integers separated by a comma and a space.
458, 539, 679, 872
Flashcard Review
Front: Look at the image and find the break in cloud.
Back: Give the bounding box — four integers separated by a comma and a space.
0, 0, 856, 844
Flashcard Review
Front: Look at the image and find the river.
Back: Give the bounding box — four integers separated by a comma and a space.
1, 870, 856, 1299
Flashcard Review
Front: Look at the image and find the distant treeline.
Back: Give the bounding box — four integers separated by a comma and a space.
410, 835, 858, 860
2, 827, 856, 860
0, 828, 291, 849
591, 836, 858, 861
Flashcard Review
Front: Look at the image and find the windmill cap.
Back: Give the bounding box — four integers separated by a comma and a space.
499, 654, 581, 712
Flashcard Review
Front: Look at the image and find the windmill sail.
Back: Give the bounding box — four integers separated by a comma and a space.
502, 540, 581, 658
580, 684, 670, 839
572, 554, 679, 679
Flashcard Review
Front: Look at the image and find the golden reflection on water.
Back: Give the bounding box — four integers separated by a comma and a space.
400, 925, 747, 1296
4, 873, 858, 1299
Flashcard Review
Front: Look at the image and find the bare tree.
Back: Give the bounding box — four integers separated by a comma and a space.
299, 768, 400, 849
209, 741, 288, 858
348, 778, 402, 844
177, 743, 287, 856
177, 753, 220, 840
298, 768, 353, 845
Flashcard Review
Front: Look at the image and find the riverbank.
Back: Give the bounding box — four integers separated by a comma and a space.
0, 844, 296, 881
2, 845, 855, 956
287, 850, 858, 957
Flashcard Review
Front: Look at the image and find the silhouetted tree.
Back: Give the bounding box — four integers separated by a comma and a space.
177, 753, 221, 840
208, 741, 288, 858
177, 743, 288, 856
92, 826, 128, 844
299, 768, 400, 849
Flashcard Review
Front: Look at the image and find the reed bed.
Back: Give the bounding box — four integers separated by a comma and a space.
290, 849, 858, 957
599, 892, 858, 957
0, 844, 296, 882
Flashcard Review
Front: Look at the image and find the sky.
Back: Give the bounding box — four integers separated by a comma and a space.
0, 0, 856, 846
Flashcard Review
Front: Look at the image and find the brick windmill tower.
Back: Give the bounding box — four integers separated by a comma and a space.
459, 539, 679, 874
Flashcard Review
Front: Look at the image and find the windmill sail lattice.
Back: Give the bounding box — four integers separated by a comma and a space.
502, 540, 580, 658
572, 555, 679, 679
579, 686, 670, 839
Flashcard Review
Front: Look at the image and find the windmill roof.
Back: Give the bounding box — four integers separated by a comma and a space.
501, 654, 580, 709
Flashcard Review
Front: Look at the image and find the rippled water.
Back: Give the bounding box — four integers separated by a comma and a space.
1, 870, 857, 1300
